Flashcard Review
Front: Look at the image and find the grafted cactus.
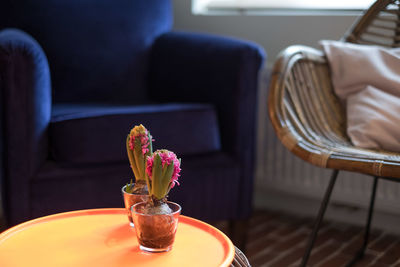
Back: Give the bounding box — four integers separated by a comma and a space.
146, 149, 181, 203
126, 124, 153, 193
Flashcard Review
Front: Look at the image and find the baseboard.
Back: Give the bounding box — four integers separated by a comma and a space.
254, 187, 400, 235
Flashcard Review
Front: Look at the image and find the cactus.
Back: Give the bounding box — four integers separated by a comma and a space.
146, 149, 181, 205
126, 124, 153, 193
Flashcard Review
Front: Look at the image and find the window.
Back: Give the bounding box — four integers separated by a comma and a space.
193, 0, 376, 14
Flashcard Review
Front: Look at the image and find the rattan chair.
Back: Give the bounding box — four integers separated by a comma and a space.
268, 0, 400, 266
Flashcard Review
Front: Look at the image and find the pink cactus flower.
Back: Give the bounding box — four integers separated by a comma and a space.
146, 155, 154, 178
146, 150, 181, 188
129, 129, 153, 156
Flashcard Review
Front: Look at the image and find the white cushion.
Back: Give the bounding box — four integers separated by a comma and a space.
347, 85, 400, 151
320, 40, 400, 152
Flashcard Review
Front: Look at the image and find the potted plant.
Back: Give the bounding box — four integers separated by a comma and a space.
131, 149, 182, 252
122, 124, 153, 226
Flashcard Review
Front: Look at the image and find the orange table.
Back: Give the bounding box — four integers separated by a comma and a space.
0, 209, 235, 267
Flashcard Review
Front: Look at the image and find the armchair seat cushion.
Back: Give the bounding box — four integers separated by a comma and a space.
50, 103, 221, 163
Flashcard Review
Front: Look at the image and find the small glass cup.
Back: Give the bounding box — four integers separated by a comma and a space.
121, 185, 148, 227
131, 201, 181, 253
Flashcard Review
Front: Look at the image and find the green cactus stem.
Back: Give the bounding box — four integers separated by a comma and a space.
126, 124, 153, 193
145, 149, 181, 212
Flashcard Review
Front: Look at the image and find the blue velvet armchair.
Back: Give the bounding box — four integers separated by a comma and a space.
0, 0, 265, 246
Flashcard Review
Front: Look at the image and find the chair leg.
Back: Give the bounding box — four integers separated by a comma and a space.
345, 176, 379, 267
229, 219, 248, 253
300, 169, 339, 267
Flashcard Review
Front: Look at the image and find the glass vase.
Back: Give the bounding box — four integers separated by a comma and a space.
131, 201, 181, 252
121, 181, 148, 227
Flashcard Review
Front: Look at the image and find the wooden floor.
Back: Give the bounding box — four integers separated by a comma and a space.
213, 210, 400, 267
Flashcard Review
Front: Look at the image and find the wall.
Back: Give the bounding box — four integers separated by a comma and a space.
172, 0, 359, 68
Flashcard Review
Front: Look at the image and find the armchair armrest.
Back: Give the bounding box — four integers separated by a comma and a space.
0, 28, 51, 224
149, 31, 265, 157
149, 31, 265, 219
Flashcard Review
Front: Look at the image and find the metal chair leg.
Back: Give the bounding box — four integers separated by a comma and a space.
300, 169, 339, 267
345, 176, 379, 267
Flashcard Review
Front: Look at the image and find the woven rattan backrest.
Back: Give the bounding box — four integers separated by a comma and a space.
344, 0, 400, 47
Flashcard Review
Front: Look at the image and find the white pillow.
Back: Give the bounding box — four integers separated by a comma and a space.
347, 85, 400, 151
320, 40, 400, 152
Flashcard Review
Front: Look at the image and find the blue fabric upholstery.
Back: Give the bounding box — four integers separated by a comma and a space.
0, 29, 51, 224
0, 1, 266, 228
0, 0, 172, 103
50, 103, 221, 163
31, 153, 239, 221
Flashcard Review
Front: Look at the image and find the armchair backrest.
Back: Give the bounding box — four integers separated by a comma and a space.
0, 0, 172, 103
344, 0, 400, 48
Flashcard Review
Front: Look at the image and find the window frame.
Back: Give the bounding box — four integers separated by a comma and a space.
193, 0, 375, 15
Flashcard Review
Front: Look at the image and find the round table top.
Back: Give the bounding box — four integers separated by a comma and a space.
0, 208, 235, 267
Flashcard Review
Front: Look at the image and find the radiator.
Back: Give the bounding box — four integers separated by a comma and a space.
254, 68, 400, 216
